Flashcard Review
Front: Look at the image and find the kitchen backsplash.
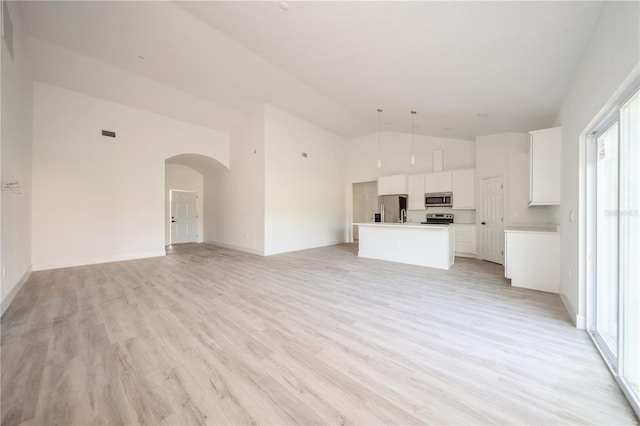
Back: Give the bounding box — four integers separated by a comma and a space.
406, 207, 476, 224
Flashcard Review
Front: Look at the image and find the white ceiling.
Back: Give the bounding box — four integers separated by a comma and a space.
16, 1, 604, 140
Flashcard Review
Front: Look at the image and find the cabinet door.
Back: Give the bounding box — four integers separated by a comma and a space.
454, 224, 477, 256
504, 233, 511, 278
407, 174, 426, 210
504, 231, 560, 292
529, 127, 561, 205
378, 174, 407, 195
425, 171, 452, 193
437, 171, 453, 192
377, 177, 391, 196
452, 168, 475, 209
425, 173, 438, 193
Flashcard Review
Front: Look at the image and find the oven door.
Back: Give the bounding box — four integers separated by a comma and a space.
426, 219, 452, 224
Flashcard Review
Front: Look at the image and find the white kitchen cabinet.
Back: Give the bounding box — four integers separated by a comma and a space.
407, 174, 426, 210
425, 171, 452, 193
504, 228, 560, 293
378, 174, 407, 196
357, 223, 454, 270
453, 224, 476, 257
425, 173, 437, 193
529, 127, 561, 205
452, 168, 475, 209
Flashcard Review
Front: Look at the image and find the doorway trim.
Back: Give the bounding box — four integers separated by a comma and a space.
169, 189, 199, 245
478, 174, 505, 264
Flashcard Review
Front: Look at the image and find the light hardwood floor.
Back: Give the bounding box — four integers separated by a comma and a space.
1, 243, 637, 425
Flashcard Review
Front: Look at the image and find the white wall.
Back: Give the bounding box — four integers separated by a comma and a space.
555, 1, 640, 327
1, 2, 33, 314
205, 104, 348, 256
264, 105, 348, 255
165, 164, 204, 245
348, 131, 475, 184
32, 82, 229, 270
476, 132, 556, 228
27, 36, 243, 135
205, 106, 265, 255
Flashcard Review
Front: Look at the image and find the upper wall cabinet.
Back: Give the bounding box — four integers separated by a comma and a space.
452, 168, 475, 209
378, 174, 407, 196
529, 127, 561, 205
425, 171, 452, 193
407, 174, 426, 210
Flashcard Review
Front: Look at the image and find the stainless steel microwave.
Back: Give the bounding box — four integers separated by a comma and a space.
425, 192, 453, 207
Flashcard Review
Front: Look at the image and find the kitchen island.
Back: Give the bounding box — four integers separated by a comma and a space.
355, 223, 454, 270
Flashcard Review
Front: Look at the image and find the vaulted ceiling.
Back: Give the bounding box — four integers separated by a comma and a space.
16, 1, 604, 140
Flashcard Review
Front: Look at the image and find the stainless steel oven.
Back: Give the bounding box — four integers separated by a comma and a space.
422, 213, 454, 225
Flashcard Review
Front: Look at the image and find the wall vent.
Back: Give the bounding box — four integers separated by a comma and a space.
101, 130, 116, 138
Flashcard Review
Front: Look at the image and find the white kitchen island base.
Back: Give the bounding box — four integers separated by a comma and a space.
356, 223, 454, 270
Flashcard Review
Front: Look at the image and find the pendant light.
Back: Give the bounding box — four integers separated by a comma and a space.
410, 110, 417, 165
377, 108, 383, 168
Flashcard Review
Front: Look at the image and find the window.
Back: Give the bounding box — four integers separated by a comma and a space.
588, 86, 639, 416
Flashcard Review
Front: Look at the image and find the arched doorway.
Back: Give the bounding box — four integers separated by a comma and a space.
165, 154, 227, 246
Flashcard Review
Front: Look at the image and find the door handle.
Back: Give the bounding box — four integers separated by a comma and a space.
481, 222, 486, 225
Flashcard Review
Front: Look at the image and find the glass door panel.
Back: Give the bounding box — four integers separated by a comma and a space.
595, 122, 619, 357
620, 91, 640, 404
590, 87, 640, 418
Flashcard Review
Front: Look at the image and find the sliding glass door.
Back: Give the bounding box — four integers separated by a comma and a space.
618, 90, 639, 409
594, 121, 619, 360
589, 87, 639, 416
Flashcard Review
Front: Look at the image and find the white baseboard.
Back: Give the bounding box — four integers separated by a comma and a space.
576, 314, 587, 329
1, 266, 32, 317
33, 250, 166, 271
560, 292, 586, 329
264, 239, 348, 256
205, 241, 265, 256
455, 253, 477, 259
205, 239, 349, 257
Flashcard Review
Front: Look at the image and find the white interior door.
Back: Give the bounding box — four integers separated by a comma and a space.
170, 190, 198, 244
479, 176, 504, 264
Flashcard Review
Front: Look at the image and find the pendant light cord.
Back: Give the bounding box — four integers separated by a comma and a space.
411, 110, 416, 165
377, 108, 383, 168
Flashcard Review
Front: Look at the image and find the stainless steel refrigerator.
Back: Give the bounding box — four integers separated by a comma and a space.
380, 195, 407, 223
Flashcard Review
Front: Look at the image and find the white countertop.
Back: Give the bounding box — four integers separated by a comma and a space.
355, 222, 450, 230
504, 226, 558, 234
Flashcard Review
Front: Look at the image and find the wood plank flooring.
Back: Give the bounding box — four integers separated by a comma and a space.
1, 243, 637, 425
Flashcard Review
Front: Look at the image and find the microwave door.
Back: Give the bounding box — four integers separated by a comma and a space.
426, 196, 442, 206
425, 194, 452, 207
